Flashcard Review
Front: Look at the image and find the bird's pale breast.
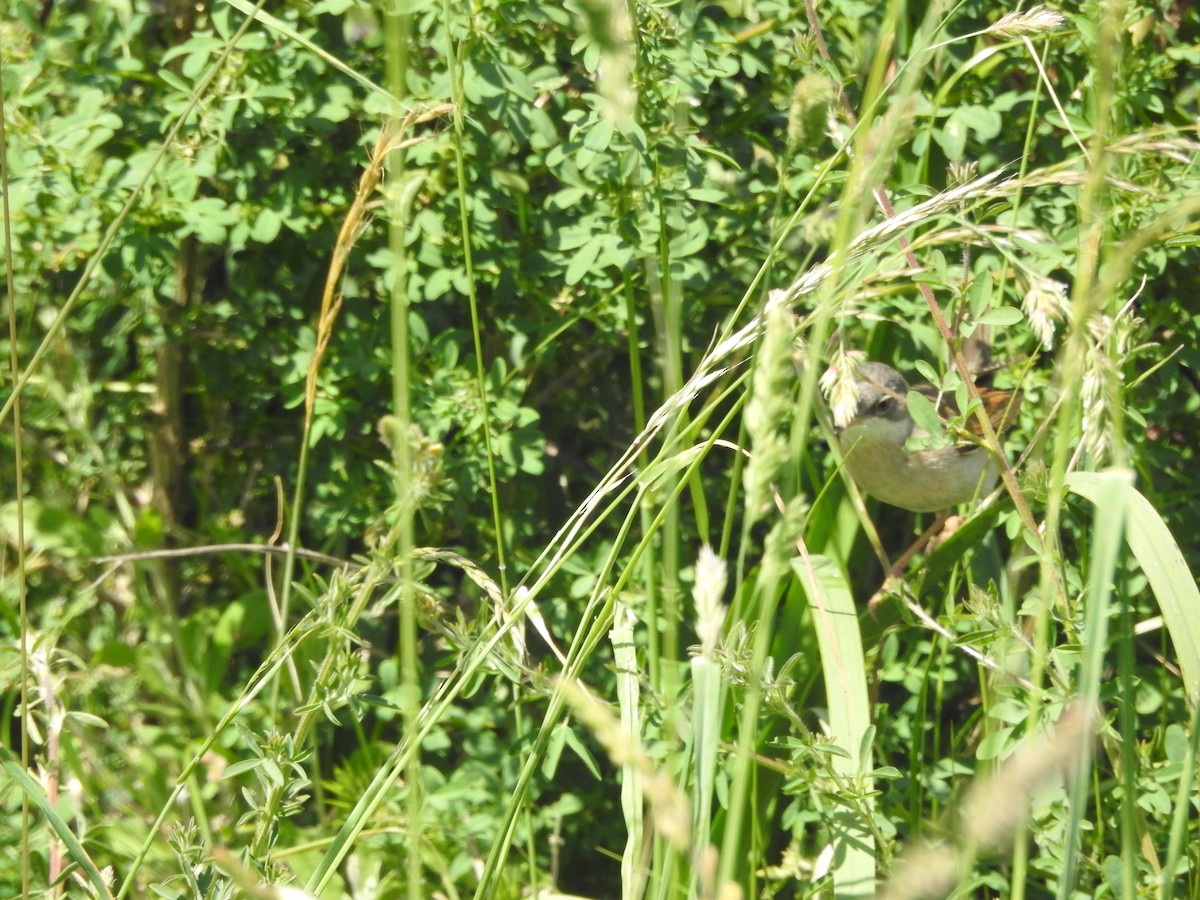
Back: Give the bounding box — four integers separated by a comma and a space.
837, 419, 999, 512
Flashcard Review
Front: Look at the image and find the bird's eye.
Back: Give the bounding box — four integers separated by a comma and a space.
874, 397, 893, 414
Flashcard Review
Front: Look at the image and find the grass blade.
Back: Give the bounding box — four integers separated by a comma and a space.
1066, 472, 1200, 704
794, 548, 875, 898
0, 745, 112, 898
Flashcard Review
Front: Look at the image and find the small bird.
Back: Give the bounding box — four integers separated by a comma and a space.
833, 361, 1021, 513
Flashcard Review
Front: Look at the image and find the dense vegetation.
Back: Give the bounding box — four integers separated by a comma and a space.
3, 0, 1200, 897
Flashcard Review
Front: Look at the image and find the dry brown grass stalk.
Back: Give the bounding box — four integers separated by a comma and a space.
303, 103, 453, 431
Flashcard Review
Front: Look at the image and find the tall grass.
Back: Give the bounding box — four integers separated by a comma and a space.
4, 0, 1200, 898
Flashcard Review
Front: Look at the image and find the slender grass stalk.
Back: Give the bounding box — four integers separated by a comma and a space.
0, 746, 111, 897
438, 0, 509, 605
435, 1, 545, 886
384, 2, 420, 896
688, 545, 727, 900
653, 128, 687, 743
722, 292, 807, 890
1057, 472, 1131, 897
625, 279, 662, 688
1036, 0, 1120, 709
281, 104, 445, 687
0, 37, 32, 898
1117, 587, 1138, 897
1160, 698, 1200, 899
611, 601, 646, 899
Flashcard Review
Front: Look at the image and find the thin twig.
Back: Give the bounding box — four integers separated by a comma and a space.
93, 543, 360, 571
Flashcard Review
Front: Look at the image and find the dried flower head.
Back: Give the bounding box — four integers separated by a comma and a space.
1022, 276, 1070, 349
821, 347, 866, 430
787, 73, 836, 151
1080, 356, 1112, 463
1078, 295, 1142, 464
743, 294, 796, 520
992, 6, 1065, 38
693, 544, 728, 658
948, 160, 979, 188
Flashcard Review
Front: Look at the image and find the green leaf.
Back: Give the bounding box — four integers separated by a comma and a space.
935, 105, 1004, 160
906, 390, 943, 436
968, 269, 994, 315
314, 84, 355, 122
180, 196, 240, 243
565, 237, 602, 285
667, 218, 709, 258
310, 0, 360, 14
0, 498, 103, 557
583, 118, 615, 153
794, 553, 875, 897
560, 723, 602, 780
912, 360, 942, 389
976, 306, 1024, 327
1066, 472, 1200, 704
251, 208, 282, 242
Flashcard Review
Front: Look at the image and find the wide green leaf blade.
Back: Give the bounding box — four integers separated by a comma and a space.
1066, 471, 1200, 704
793, 550, 875, 898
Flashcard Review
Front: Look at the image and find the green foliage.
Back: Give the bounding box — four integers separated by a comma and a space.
3, 0, 1200, 897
